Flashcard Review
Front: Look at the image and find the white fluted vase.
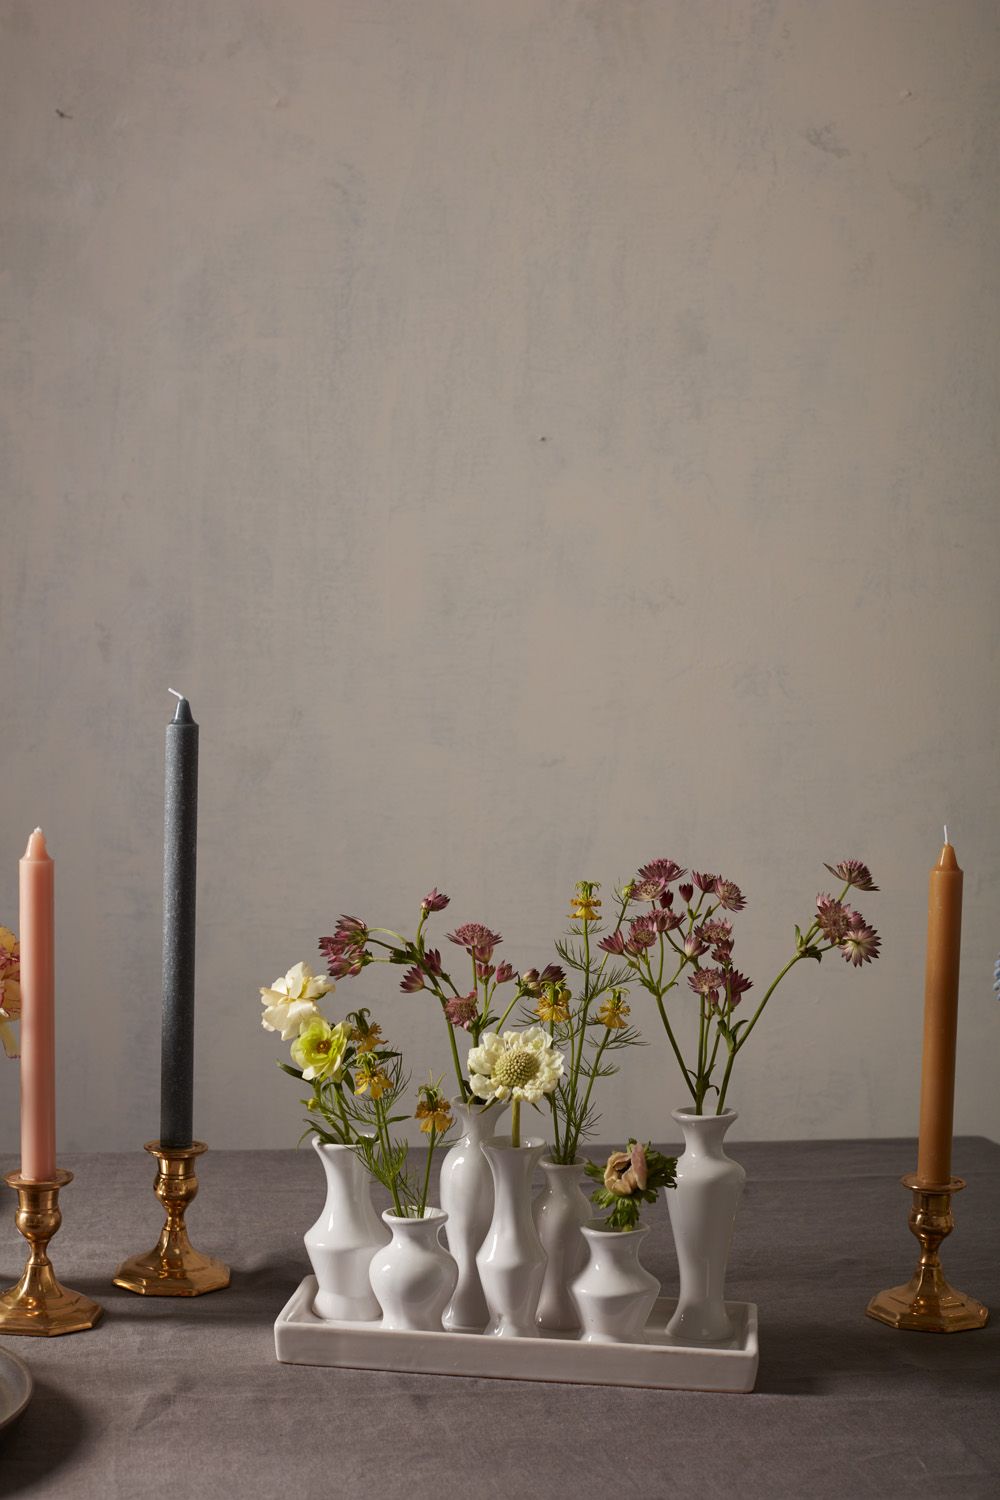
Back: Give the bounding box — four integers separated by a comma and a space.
304, 1138, 390, 1321
665, 1106, 745, 1343
532, 1159, 591, 1332
476, 1137, 547, 1337
571, 1223, 660, 1344
439, 1101, 507, 1331
368, 1208, 458, 1332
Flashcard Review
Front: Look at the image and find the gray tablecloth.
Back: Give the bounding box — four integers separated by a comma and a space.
1, 1136, 998, 1499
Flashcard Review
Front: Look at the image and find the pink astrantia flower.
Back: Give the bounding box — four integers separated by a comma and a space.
628, 915, 658, 950
400, 967, 425, 992
423, 948, 443, 977
629, 876, 667, 902
840, 913, 881, 967
689, 968, 726, 1000
697, 917, 734, 948
335, 915, 368, 943
476, 961, 495, 982
683, 932, 708, 959
444, 993, 478, 1030
815, 894, 851, 943
824, 860, 879, 893
678, 883, 694, 905
651, 907, 684, 933
691, 871, 717, 894
598, 931, 627, 955
723, 969, 754, 1005
318, 936, 367, 978
421, 888, 450, 913
637, 859, 687, 886
494, 962, 516, 985
447, 923, 503, 962
714, 878, 747, 913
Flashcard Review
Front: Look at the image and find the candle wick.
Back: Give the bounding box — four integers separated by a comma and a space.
944, 824, 949, 845
168, 688, 184, 702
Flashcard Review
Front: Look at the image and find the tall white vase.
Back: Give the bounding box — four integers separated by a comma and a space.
439, 1101, 506, 1332
571, 1223, 660, 1344
476, 1136, 547, 1338
304, 1138, 389, 1322
665, 1106, 745, 1343
532, 1159, 591, 1332
368, 1208, 458, 1332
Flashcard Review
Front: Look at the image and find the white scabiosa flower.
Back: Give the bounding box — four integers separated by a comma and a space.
260, 961, 335, 1040
467, 1025, 564, 1105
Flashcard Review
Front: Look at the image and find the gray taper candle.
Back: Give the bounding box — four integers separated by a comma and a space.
160, 691, 199, 1149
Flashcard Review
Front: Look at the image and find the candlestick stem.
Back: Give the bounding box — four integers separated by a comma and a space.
0, 1169, 102, 1335
866, 1174, 988, 1332
113, 1141, 230, 1296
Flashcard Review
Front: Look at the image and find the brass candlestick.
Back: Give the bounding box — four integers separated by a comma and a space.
0, 1169, 102, 1335
113, 1141, 230, 1296
867, 1174, 988, 1332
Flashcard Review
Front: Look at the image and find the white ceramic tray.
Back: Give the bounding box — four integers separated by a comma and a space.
274, 1276, 758, 1392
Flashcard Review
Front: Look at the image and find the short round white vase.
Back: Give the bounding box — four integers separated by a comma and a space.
665, 1106, 745, 1343
439, 1100, 507, 1332
304, 1138, 390, 1322
476, 1136, 547, 1338
368, 1208, 458, 1332
570, 1222, 660, 1344
532, 1159, 591, 1332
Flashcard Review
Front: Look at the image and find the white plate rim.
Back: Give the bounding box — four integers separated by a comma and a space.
0, 1343, 34, 1431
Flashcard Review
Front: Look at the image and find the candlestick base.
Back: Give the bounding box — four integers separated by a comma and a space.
866, 1175, 989, 1333
0, 1169, 103, 1336
113, 1141, 230, 1296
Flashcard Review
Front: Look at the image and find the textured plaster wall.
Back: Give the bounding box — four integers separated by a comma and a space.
1, 1, 998, 1153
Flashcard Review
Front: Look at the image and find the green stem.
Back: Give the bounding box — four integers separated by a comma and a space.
440, 1007, 469, 1101
374, 1096, 404, 1216
511, 1097, 521, 1149
571, 1030, 610, 1160
654, 992, 697, 1102
715, 951, 804, 1114
419, 1126, 435, 1217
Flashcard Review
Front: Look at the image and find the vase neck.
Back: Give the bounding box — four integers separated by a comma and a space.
313, 1140, 369, 1212
452, 1102, 501, 1144
384, 1210, 446, 1243
482, 1140, 544, 1211
672, 1109, 738, 1159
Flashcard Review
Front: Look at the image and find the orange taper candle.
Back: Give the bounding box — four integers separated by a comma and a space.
915, 829, 963, 1187
19, 828, 56, 1181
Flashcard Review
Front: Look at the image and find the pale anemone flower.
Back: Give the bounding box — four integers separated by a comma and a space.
467, 1025, 564, 1106
260, 961, 335, 1040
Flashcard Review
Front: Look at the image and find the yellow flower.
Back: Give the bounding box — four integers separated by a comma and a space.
415, 1095, 454, 1135
569, 883, 602, 922
354, 1057, 392, 1100
351, 1020, 384, 1052
596, 992, 630, 1029
535, 985, 571, 1024
290, 1017, 350, 1083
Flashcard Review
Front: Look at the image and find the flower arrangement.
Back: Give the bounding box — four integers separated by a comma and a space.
260, 962, 454, 1217
584, 1141, 677, 1231
607, 857, 882, 1114
0, 926, 19, 1060
535, 881, 645, 1163
318, 892, 535, 1107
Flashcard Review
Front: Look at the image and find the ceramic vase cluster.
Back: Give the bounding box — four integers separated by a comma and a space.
303, 1104, 745, 1347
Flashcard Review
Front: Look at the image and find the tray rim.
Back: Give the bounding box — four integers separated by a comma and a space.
274, 1275, 758, 1392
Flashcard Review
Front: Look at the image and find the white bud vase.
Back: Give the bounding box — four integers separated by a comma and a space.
532, 1159, 591, 1331
439, 1100, 507, 1332
304, 1138, 390, 1322
571, 1222, 660, 1344
476, 1136, 547, 1337
665, 1106, 745, 1343
368, 1208, 458, 1332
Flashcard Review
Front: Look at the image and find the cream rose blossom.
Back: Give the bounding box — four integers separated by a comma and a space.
260, 961, 335, 1040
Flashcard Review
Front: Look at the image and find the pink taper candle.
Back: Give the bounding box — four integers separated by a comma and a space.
19, 828, 56, 1181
